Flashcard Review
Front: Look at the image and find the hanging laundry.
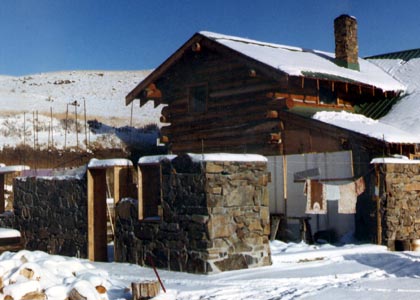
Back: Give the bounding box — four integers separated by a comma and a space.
324, 184, 340, 201
355, 176, 366, 196
305, 179, 327, 214
339, 182, 357, 214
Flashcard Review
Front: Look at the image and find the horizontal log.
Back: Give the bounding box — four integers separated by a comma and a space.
161, 109, 281, 137
160, 115, 169, 123
210, 83, 280, 98
171, 139, 282, 155
165, 120, 281, 143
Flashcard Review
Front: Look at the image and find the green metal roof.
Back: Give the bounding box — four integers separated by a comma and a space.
366, 48, 420, 61
354, 96, 401, 119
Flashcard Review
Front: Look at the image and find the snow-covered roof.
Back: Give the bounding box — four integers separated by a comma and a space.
0, 228, 20, 238
368, 56, 420, 136
138, 153, 267, 165
371, 156, 420, 164
201, 31, 406, 92
0, 165, 30, 174
88, 158, 133, 169
313, 111, 420, 144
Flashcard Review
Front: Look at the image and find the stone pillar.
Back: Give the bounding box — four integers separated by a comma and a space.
334, 14, 359, 71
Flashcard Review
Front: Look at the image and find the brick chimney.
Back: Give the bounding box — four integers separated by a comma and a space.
334, 14, 359, 71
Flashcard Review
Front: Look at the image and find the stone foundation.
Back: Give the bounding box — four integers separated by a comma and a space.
115, 154, 271, 274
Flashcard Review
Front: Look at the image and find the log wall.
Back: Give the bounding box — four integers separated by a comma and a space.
154, 42, 390, 156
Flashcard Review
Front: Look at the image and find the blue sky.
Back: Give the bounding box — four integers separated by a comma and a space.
0, 0, 419, 76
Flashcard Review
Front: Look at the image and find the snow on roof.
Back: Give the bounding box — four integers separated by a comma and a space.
138, 154, 177, 164
313, 111, 420, 144
201, 31, 406, 92
188, 153, 267, 162
371, 157, 420, 164
0, 165, 30, 174
138, 153, 267, 164
0, 228, 20, 238
88, 158, 133, 169
369, 57, 420, 135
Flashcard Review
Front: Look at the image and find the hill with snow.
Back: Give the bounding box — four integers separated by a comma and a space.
0, 70, 163, 151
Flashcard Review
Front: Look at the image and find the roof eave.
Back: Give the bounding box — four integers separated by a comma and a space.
125, 32, 206, 105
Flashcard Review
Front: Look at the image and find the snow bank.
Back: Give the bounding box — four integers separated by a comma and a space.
0, 250, 111, 300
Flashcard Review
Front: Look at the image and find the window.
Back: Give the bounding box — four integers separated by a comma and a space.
189, 84, 208, 113
138, 164, 162, 221
319, 86, 337, 105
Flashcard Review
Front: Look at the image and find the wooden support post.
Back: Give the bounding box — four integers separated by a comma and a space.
375, 166, 382, 245
0, 174, 4, 214
138, 166, 144, 220
283, 155, 288, 218
88, 169, 108, 262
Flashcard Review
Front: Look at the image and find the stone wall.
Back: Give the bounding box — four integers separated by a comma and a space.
380, 163, 420, 249
115, 154, 271, 274
13, 176, 88, 257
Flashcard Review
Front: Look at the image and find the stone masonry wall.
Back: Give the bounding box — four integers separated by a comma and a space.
13, 176, 88, 257
115, 154, 271, 274
381, 163, 420, 249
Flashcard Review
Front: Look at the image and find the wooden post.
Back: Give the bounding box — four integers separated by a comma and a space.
113, 166, 130, 204
131, 281, 160, 300
375, 165, 382, 245
84, 99, 88, 149
283, 155, 288, 217
65, 104, 69, 150
88, 168, 108, 261
0, 174, 4, 214
138, 166, 144, 220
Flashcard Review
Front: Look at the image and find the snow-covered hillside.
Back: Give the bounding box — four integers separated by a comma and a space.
0, 70, 163, 150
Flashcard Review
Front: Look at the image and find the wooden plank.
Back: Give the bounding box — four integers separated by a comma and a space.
0, 175, 4, 214
210, 83, 281, 98
113, 166, 131, 204
87, 169, 95, 261
162, 102, 275, 133
87, 169, 108, 262
137, 166, 144, 220
166, 120, 280, 143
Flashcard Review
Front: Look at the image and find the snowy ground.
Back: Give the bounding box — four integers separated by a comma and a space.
3, 242, 420, 300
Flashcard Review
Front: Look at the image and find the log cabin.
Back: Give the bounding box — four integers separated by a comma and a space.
126, 15, 420, 243
126, 15, 410, 157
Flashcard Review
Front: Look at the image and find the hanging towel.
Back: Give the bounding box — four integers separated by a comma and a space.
324, 184, 340, 201
339, 182, 357, 214
305, 179, 327, 214
355, 176, 366, 196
